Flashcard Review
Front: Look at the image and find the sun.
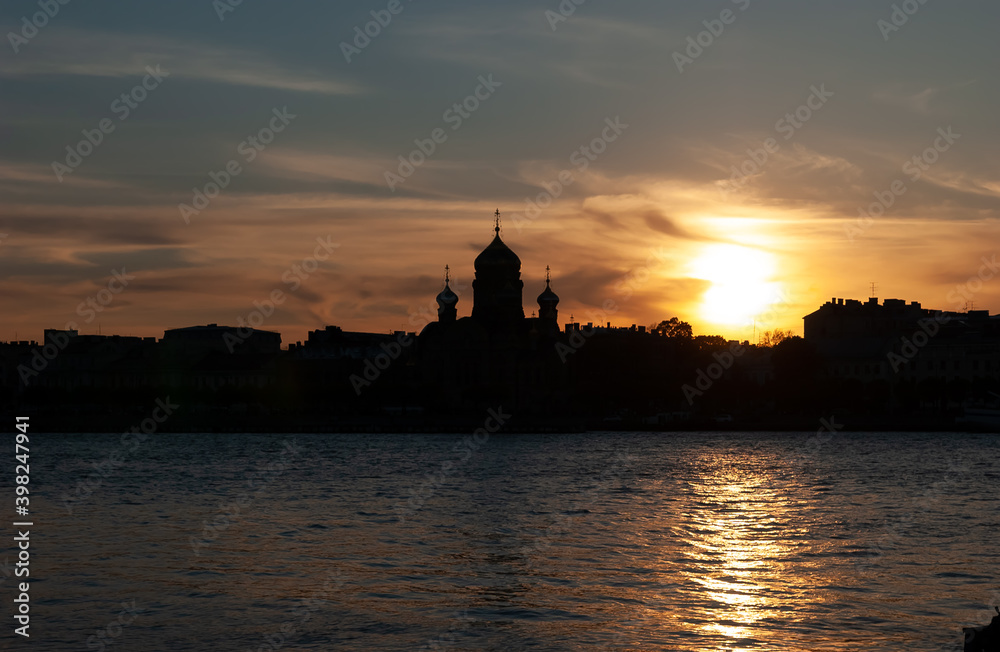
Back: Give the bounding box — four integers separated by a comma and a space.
690, 244, 783, 329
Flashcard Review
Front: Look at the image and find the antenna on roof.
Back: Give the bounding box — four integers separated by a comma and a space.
869, 281, 877, 298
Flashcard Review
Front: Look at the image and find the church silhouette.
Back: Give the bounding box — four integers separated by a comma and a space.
417, 210, 570, 414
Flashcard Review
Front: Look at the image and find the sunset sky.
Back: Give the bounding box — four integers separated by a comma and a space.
3, 0, 1000, 344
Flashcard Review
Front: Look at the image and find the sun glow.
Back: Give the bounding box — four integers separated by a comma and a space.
690, 244, 783, 329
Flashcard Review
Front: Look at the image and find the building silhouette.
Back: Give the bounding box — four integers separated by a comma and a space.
3, 222, 1000, 431
804, 297, 999, 384
416, 210, 569, 415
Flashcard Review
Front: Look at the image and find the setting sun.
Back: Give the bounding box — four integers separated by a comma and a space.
690, 245, 784, 331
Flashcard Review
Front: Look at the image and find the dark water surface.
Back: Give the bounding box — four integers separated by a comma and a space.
18, 431, 1000, 650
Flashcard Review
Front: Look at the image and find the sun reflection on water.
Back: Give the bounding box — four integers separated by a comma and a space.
670, 456, 794, 649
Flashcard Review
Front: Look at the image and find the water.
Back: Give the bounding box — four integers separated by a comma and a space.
21, 431, 1000, 650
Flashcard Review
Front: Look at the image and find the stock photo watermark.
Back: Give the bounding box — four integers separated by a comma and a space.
225, 236, 340, 352
681, 341, 747, 405
213, 0, 246, 21
179, 106, 296, 223
555, 246, 667, 362
682, 289, 791, 404
888, 255, 999, 370
85, 599, 142, 651
420, 611, 476, 650
846, 125, 960, 240
17, 267, 136, 384
721, 84, 834, 195
886, 314, 950, 372
60, 398, 178, 514
519, 450, 633, 566
877, 0, 932, 41
76, 267, 135, 323
249, 569, 347, 652
512, 116, 628, 233
394, 407, 510, 522
945, 254, 998, 310
348, 332, 413, 396
340, 0, 416, 62
384, 74, 501, 191
191, 439, 303, 556
51, 66, 170, 181
7, 0, 73, 53
672, 0, 752, 73
545, 0, 590, 31
408, 274, 469, 331
857, 451, 978, 576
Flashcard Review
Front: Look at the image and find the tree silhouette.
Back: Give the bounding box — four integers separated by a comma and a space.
694, 334, 728, 348
652, 317, 693, 339
759, 329, 794, 347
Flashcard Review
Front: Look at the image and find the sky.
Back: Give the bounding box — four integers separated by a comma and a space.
2, 0, 1000, 345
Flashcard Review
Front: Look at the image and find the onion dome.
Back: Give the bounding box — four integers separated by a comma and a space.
474, 210, 521, 273
436, 265, 458, 323
537, 266, 559, 306
474, 229, 521, 272
537, 280, 559, 306
537, 266, 559, 322
436, 282, 458, 308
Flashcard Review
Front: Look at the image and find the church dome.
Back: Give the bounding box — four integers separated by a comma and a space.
537, 265, 559, 306
474, 226, 520, 273
436, 265, 459, 322
537, 282, 559, 305
436, 282, 458, 307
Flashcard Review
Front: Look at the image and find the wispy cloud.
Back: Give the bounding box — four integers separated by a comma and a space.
0, 162, 126, 189
873, 81, 977, 115
0, 29, 361, 95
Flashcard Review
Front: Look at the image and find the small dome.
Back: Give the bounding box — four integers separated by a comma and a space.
436, 283, 458, 307
474, 229, 521, 273
537, 281, 559, 305
538, 266, 559, 307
